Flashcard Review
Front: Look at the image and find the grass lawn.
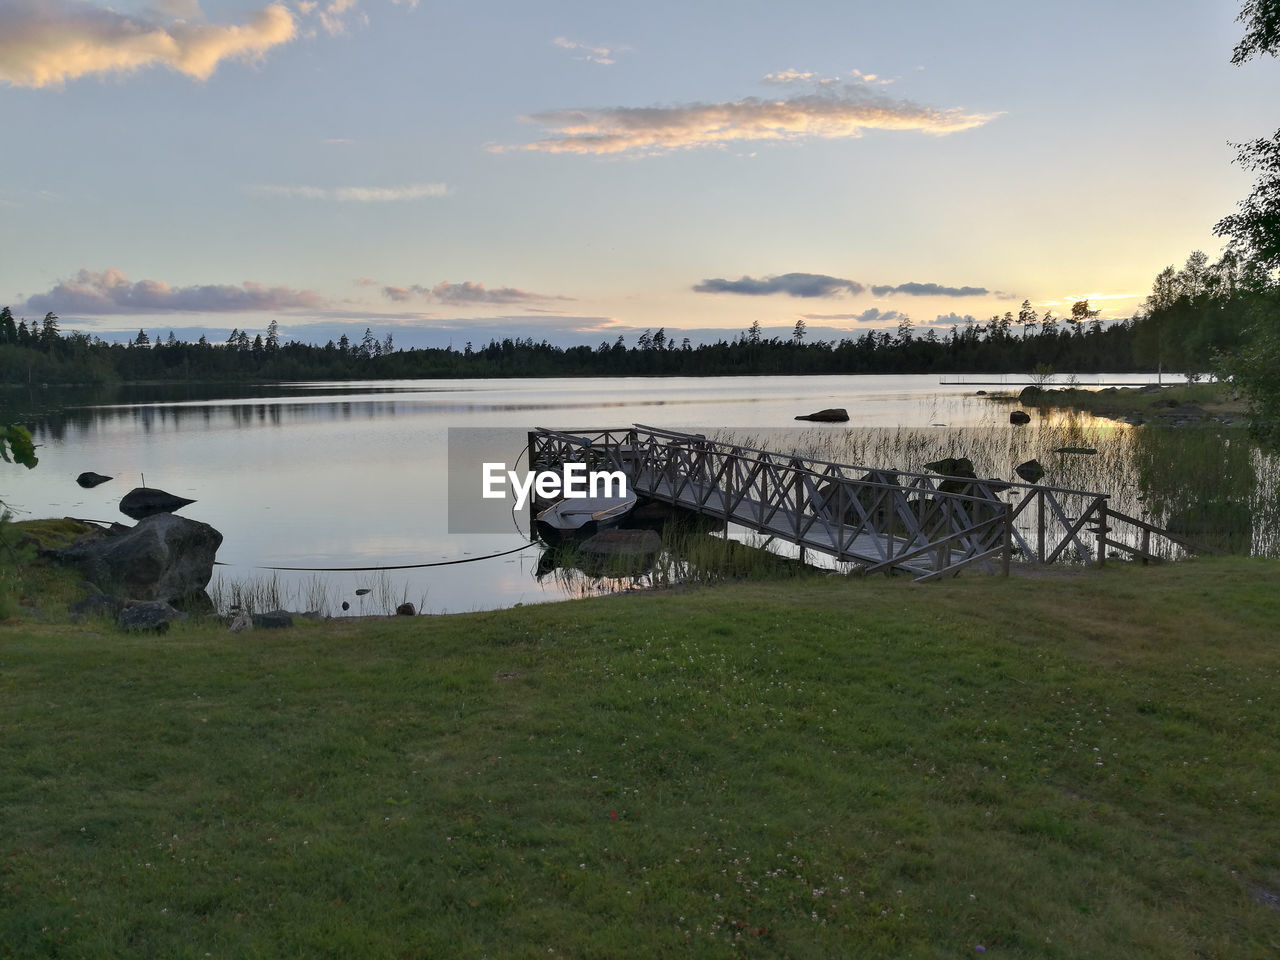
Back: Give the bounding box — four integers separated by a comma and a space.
2, 557, 1279, 958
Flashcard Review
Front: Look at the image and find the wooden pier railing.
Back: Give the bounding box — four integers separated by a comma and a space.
528, 425, 1196, 580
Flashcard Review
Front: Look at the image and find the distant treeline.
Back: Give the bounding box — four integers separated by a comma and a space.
0, 303, 1163, 384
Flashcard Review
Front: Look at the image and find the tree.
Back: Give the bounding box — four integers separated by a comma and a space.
792, 317, 807, 344
1214, 0, 1280, 446
134, 329, 150, 346
266, 319, 280, 353
1018, 299, 1037, 338
1215, 133, 1280, 274
1231, 0, 1280, 64
746, 319, 762, 345
40, 312, 59, 348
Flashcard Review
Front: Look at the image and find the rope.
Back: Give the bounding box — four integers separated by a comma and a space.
71, 439, 544, 574
250, 540, 536, 572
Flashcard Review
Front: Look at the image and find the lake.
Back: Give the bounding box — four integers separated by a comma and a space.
1, 373, 1178, 614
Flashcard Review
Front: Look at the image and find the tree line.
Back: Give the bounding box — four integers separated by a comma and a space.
0, 300, 1152, 384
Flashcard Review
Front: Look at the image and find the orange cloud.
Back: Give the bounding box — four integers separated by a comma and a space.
0, 0, 296, 88
504, 86, 997, 156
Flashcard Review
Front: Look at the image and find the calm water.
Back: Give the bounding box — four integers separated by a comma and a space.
2, 374, 1173, 613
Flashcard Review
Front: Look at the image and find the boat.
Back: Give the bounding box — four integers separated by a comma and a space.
534, 493, 638, 542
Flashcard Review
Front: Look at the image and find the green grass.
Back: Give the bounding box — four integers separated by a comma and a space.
3, 558, 1280, 958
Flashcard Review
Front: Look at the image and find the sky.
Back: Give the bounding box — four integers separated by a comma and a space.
1, 0, 1277, 349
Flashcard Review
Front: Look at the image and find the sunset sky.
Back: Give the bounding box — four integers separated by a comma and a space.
2, 0, 1276, 348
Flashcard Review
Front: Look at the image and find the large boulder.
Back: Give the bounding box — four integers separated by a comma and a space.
795, 407, 850, 423
119, 487, 196, 520
1018, 385, 1044, 406
54, 513, 223, 603
1015, 459, 1045, 483
76, 471, 113, 488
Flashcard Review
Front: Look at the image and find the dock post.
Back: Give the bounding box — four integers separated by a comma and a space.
1036, 490, 1046, 563
1002, 502, 1012, 576
1096, 500, 1108, 568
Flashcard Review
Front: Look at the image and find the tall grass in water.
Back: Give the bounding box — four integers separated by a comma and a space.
209, 571, 427, 617
722, 419, 1279, 558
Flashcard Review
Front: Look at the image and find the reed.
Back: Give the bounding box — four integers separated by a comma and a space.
747, 421, 1278, 558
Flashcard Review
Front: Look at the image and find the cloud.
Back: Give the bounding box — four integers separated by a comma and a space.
871, 281, 989, 297
315, 0, 365, 36
250, 182, 450, 201
17, 268, 325, 314
503, 82, 996, 155
380, 280, 570, 305
762, 68, 815, 84
799, 307, 909, 325
0, 0, 297, 88
694, 273, 865, 298
764, 67, 892, 87
552, 36, 617, 65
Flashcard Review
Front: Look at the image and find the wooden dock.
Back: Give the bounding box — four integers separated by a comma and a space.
528, 425, 1199, 580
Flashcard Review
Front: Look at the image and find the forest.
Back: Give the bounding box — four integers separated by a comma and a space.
0, 296, 1191, 384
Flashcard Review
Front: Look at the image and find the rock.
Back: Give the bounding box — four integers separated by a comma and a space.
355, 588, 371, 596
580, 528, 663, 557
68, 591, 125, 621
119, 600, 186, 633
1009, 410, 1031, 425
228, 612, 254, 633
975, 390, 987, 396
1015, 459, 1045, 483
76, 471, 113, 488
923, 457, 976, 478
794, 407, 850, 423
53, 513, 223, 604
120, 487, 196, 520
923, 457, 1009, 497
252, 610, 294, 629
1018, 385, 1043, 405
395, 602, 416, 616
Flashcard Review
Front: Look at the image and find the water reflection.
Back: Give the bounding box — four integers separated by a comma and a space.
4, 373, 1250, 615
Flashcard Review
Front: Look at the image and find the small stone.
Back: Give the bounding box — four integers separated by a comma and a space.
395, 602, 416, 616
119, 600, 186, 633
228, 612, 253, 633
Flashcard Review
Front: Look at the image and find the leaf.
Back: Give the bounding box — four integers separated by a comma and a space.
1, 424, 39, 470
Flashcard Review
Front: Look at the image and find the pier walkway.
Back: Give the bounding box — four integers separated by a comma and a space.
528, 425, 1198, 581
